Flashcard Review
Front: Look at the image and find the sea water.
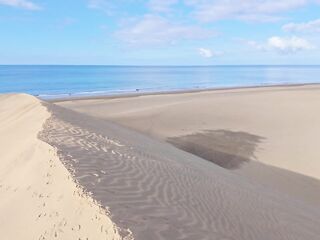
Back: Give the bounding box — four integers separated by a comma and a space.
1, 65, 319, 99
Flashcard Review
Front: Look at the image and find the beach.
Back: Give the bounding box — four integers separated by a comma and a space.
1, 85, 320, 239
57, 84, 320, 180
2, 0, 320, 238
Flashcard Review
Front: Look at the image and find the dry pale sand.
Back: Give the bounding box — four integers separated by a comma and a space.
0, 94, 122, 240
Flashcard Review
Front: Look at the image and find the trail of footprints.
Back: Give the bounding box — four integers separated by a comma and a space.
37, 157, 113, 240
0, 151, 118, 240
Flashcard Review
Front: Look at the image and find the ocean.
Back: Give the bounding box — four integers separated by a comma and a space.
1, 65, 319, 99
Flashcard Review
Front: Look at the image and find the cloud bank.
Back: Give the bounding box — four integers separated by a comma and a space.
249, 36, 314, 54
148, 0, 179, 12
0, 0, 41, 10
283, 19, 320, 33
115, 15, 216, 45
268, 36, 314, 53
89, 0, 320, 23
185, 0, 309, 22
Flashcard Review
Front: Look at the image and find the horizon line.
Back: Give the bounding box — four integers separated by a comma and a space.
1, 64, 320, 67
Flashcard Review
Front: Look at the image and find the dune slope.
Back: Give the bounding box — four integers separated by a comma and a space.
0, 94, 121, 240
40, 102, 320, 240
57, 84, 320, 180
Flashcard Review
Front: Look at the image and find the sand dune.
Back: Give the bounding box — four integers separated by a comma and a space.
0, 94, 121, 240
40, 100, 320, 240
2, 89, 320, 240
57, 84, 320, 180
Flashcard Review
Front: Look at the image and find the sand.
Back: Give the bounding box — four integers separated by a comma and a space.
57, 84, 320, 180
38, 102, 320, 240
32, 85, 320, 239
0, 94, 121, 240
2, 85, 320, 240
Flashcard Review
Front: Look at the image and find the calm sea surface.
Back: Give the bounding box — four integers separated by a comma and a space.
0, 65, 319, 99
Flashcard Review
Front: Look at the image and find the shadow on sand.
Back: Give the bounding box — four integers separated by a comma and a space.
168, 129, 264, 170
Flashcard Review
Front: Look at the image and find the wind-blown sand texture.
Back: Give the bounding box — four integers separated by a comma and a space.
57, 84, 320, 180
0, 94, 121, 240
2, 85, 320, 240
26, 85, 319, 240
40, 104, 320, 240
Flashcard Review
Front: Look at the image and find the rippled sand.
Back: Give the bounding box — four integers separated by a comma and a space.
1, 85, 320, 240
48, 85, 320, 239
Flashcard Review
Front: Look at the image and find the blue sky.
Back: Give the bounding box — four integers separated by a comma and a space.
0, 0, 320, 65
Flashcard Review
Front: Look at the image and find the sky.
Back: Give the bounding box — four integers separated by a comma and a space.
0, 0, 320, 65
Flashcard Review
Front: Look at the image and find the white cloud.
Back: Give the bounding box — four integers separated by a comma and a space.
198, 48, 214, 58
115, 15, 216, 45
248, 36, 315, 54
268, 36, 314, 53
246, 40, 266, 50
88, 0, 115, 14
88, 1, 320, 23
0, 0, 41, 10
283, 19, 320, 33
148, 0, 178, 12
185, 0, 308, 22
198, 48, 222, 58
88, 0, 142, 15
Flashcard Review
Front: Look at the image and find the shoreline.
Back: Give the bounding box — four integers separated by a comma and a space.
48, 82, 320, 102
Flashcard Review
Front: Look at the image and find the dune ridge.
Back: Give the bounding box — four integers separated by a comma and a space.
0, 94, 122, 240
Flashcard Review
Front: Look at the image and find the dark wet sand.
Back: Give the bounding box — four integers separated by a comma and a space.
40, 103, 320, 240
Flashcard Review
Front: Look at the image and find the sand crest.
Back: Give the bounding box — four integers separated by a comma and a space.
0, 94, 122, 240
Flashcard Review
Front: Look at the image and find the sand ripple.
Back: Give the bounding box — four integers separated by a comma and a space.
40, 104, 320, 240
